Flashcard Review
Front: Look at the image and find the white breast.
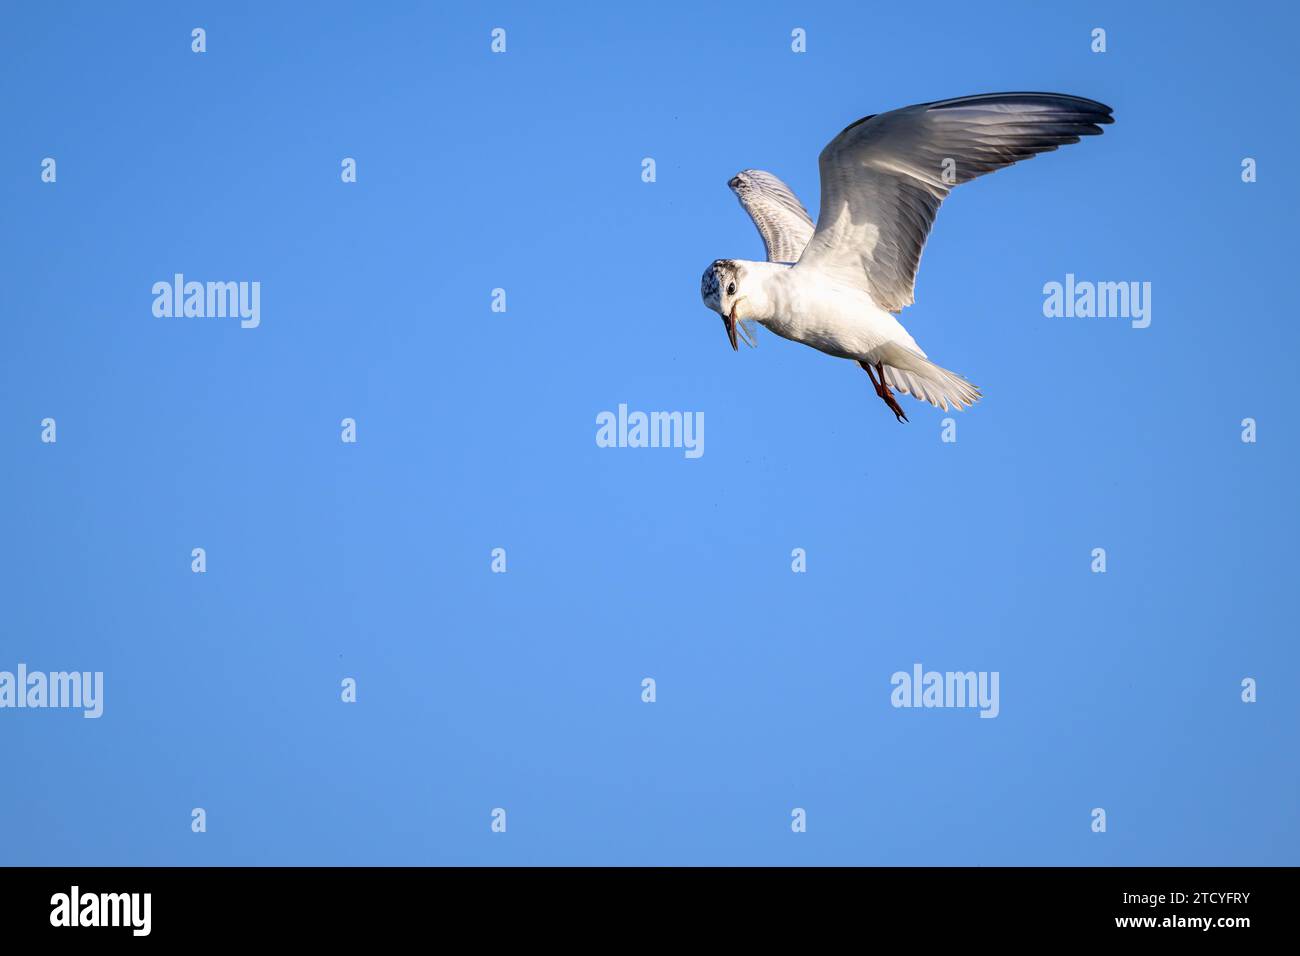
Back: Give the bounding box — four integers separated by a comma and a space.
759, 268, 918, 362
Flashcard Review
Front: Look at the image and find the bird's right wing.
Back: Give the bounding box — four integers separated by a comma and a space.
796, 92, 1114, 313
729, 169, 816, 264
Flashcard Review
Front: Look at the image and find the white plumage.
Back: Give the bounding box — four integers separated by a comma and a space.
703, 92, 1114, 421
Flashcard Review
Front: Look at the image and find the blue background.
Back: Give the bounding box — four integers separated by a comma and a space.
2, 1, 1296, 865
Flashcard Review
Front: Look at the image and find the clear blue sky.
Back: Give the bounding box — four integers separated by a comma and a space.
1, 1, 1296, 865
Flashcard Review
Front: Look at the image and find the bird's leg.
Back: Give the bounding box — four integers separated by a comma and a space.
878, 362, 910, 423
860, 360, 884, 396
859, 360, 908, 423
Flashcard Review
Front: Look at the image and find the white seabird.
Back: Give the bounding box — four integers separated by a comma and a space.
700, 92, 1114, 422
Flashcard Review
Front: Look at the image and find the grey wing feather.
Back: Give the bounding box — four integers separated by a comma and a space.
797, 92, 1114, 313
729, 169, 816, 264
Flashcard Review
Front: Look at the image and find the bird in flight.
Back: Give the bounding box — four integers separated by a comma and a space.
700, 92, 1114, 422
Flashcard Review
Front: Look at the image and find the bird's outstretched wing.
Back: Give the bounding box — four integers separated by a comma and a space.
795, 92, 1114, 313
729, 169, 815, 264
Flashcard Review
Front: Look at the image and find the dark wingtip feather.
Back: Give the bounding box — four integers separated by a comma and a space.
930, 91, 1115, 124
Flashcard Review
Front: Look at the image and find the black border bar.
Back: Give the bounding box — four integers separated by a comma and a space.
0, 866, 1285, 941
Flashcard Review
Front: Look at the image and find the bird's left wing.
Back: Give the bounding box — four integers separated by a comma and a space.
729, 169, 816, 265
796, 92, 1114, 313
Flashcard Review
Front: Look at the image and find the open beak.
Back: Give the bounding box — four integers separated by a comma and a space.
722, 303, 739, 351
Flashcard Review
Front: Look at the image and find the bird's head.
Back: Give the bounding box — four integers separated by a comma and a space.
700, 258, 745, 350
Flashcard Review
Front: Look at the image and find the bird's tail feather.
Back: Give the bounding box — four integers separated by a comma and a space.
882, 349, 981, 412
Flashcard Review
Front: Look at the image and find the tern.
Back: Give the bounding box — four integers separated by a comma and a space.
700, 92, 1114, 422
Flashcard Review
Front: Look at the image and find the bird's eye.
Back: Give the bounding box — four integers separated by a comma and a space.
727, 282, 736, 296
